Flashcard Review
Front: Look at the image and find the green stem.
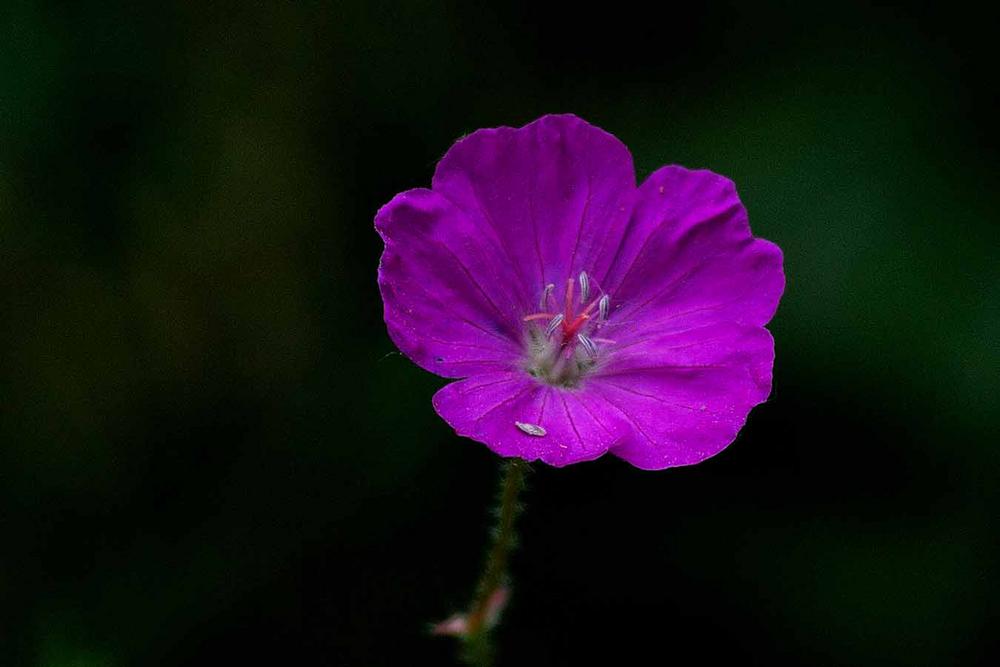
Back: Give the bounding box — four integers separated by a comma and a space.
460, 457, 531, 666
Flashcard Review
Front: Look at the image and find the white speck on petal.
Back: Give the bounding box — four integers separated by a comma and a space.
515, 421, 547, 437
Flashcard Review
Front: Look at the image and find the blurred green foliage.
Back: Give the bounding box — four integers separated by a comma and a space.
1, 1, 997, 665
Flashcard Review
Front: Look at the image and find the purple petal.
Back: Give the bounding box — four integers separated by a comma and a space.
587, 323, 775, 470
432, 114, 636, 296
601, 166, 784, 340
432, 372, 628, 467
376, 188, 525, 378
379, 118, 785, 471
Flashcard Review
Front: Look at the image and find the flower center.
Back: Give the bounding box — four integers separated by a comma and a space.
521, 271, 613, 388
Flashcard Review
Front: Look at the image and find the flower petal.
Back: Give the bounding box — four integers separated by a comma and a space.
586, 323, 775, 470
432, 372, 627, 467
432, 114, 636, 296
376, 188, 525, 378
601, 166, 784, 340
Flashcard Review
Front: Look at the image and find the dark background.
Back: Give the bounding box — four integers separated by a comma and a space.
2, 1, 998, 665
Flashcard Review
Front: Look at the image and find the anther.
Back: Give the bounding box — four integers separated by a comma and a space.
598, 294, 610, 322
577, 333, 598, 357
545, 313, 564, 337
540, 283, 555, 310
578, 271, 590, 303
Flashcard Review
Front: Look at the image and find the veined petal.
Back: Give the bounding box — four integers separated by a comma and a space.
376, 188, 524, 378
587, 324, 774, 470
602, 165, 784, 340
378, 116, 785, 470
432, 372, 627, 467
432, 114, 636, 295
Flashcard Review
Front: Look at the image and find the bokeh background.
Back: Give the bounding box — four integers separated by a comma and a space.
2, 1, 998, 665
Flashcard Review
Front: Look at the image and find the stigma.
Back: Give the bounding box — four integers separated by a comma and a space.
521, 271, 613, 387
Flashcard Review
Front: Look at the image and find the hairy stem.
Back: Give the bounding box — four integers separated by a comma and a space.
460, 457, 531, 666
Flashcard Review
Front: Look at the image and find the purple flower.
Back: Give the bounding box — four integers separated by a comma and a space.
375, 114, 784, 469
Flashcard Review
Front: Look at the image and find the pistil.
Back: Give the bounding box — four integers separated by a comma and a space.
521, 271, 613, 387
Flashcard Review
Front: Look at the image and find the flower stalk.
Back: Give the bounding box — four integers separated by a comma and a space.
436, 457, 530, 666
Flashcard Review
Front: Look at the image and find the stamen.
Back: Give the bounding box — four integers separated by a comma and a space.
579, 292, 603, 318
598, 294, 610, 322
540, 283, 555, 310
521, 271, 612, 388
578, 271, 590, 303
545, 313, 564, 337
